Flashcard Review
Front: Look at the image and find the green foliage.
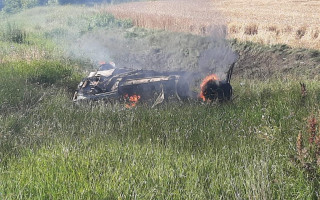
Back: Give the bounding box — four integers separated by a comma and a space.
89, 13, 133, 29
3, 0, 22, 13
0, 61, 77, 113
38, 0, 47, 5
0, 22, 27, 43
27, 61, 72, 85
57, 0, 142, 5
21, 0, 38, 8
2, 0, 48, 13
57, 0, 78, 5
310, 50, 320, 58
270, 43, 291, 53
0, 72, 320, 198
44, 28, 67, 39
0, 5, 320, 199
309, 50, 320, 62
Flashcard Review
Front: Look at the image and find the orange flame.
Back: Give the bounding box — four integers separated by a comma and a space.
199, 74, 219, 101
124, 94, 141, 108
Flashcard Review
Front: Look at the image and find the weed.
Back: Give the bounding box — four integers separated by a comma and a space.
309, 50, 320, 58
89, 13, 133, 29
300, 82, 307, 98
244, 24, 258, 35
293, 115, 320, 198
296, 26, 307, 39
270, 43, 291, 52
267, 25, 280, 36
229, 24, 240, 34
282, 25, 293, 33
312, 29, 319, 39
44, 28, 67, 39
1, 22, 27, 44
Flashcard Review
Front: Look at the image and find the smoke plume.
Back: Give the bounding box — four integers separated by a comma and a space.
62, 32, 111, 65
198, 25, 238, 80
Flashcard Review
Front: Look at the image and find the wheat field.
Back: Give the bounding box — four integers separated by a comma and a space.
103, 0, 320, 49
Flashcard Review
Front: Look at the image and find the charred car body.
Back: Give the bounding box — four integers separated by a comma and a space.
73, 62, 235, 105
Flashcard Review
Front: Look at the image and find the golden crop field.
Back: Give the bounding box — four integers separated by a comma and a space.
103, 0, 320, 49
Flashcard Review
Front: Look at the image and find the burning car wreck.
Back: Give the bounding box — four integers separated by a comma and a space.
73, 62, 235, 107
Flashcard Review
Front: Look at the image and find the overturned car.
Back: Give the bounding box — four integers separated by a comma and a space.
73, 62, 234, 106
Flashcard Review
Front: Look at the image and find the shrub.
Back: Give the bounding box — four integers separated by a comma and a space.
38, 0, 47, 5
2, 0, 48, 13
0, 22, 27, 44
58, 0, 80, 5
89, 13, 133, 29
3, 0, 22, 13
21, 0, 38, 8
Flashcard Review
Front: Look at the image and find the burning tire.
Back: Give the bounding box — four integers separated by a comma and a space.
199, 73, 233, 102
201, 80, 232, 101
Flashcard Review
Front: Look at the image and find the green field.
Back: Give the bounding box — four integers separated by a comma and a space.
1, 6, 320, 199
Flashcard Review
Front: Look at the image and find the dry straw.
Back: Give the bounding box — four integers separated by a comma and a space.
103, 0, 320, 49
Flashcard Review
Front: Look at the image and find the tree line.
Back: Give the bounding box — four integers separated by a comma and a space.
0, 0, 140, 13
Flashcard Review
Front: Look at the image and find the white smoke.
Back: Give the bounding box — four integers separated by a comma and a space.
62, 32, 111, 65
198, 25, 238, 80
56, 23, 238, 83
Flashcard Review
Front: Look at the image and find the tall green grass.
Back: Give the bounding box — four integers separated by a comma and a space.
0, 60, 319, 198
0, 6, 133, 64
0, 5, 319, 200
0, 61, 79, 113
